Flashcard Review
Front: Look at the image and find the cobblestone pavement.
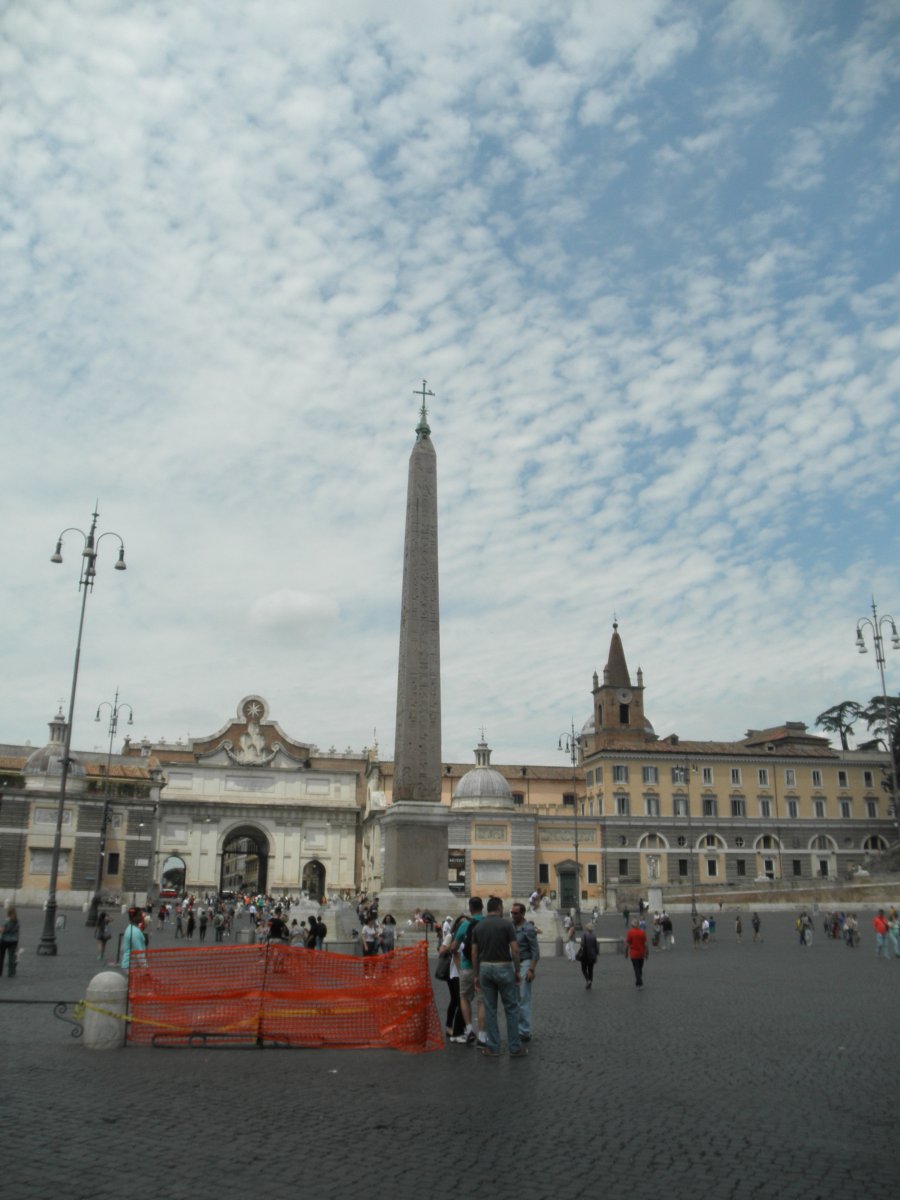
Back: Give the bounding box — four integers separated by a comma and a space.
2, 905, 898, 1200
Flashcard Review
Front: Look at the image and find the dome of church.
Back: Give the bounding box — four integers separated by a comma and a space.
581, 714, 595, 735
24, 708, 86, 791
451, 736, 514, 810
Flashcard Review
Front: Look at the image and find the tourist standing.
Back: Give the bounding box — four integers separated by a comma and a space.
563, 912, 577, 961
0, 905, 20, 978
439, 915, 466, 1042
95, 911, 112, 961
735, 914, 743, 943
472, 897, 526, 1057
447, 896, 485, 1046
625, 918, 648, 988
751, 913, 761, 942
873, 910, 889, 958
510, 902, 539, 1042
120, 908, 146, 970
380, 914, 397, 953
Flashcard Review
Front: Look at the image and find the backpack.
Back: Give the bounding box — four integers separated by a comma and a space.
316, 920, 327, 940
461, 916, 480, 963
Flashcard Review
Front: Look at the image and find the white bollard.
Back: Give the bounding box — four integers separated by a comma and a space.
83, 971, 128, 1050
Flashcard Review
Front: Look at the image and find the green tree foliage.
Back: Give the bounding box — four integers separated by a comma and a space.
814, 701, 863, 750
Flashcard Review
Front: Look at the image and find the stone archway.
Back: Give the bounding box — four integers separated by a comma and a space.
302, 859, 326, 901
221, 825, 270, 896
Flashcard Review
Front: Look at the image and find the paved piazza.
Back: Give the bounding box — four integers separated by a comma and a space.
2, 905, 897, 1200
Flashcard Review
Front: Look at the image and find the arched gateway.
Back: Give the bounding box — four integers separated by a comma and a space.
221, 825, 270, 896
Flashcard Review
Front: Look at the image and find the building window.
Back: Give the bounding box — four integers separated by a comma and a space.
586, 770, 594, 786
840, 800, 851, 819
864, 770, 874, 788
814, 800, 825, 819
838, 770, 848, 789
702, 766, 714, 785
620, 704, 630, 725
512, 792, 524, 806
759, 798, 771, 818
587, 864, 598, 884
678, 858, 688, 877
792, 859, 802, 877
616, 795, 630, 816
677, 836, 686, 847
867, 800, 878, 819
757, 768, 769, 787
785, 768, 796, 788
731, 798, 746, 818
671, 765, 688, 785
563, 793, 575, 807
674, 796, 688, 818
787, 799, 799, 819
613, 765, 629, 784
594, 766, 603, 783
645, 796, 660, 817
730, 768, 742, 786
642, 766, 659, 785
595, 795, 602, 816
811, 769, 823, 788
30, 849, 70, 874
735, 836, 744, 847
702, 797, 718, 818
106, 852, 120, 876
618, 858, 628, 876
706, 858, 718, 878
736, 859, 746, 877
538, 864, 549, 884
705, 834, 718, 848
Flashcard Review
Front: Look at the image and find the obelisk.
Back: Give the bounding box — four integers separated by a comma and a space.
379, 382, 453, 916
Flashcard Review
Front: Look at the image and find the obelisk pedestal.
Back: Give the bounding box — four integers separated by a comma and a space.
379, 385, 454, 919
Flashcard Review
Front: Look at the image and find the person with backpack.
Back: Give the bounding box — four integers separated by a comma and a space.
446, 896, 486, 1046
315, 914, 327, 949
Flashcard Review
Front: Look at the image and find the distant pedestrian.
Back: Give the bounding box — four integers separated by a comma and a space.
360, 915, 380, 956
625, 918, 648, 988
95, 911, 112, 961
579, 925, 599, 989
1, 904, 20, 977
120, 908, 146, 970
691, 916, 701, 949
873, 910, 889, 958
174, 910, 184, 939
844, 914, 858, 948
198, 909, 208, 942
888, 913, 900, 959
563, 913, 577, 961
186, 910, 195, 940
380, 914, 396, 953
735, 915, 743, 943
751, 913, 761, 942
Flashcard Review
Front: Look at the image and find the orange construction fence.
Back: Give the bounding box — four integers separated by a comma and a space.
126, 940, 443, 1052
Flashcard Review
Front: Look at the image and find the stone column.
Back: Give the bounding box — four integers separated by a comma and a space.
379, 396, 453, 918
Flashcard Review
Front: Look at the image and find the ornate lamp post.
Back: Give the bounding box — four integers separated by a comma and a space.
85, 688, 133, 926
558, 721, 582, 927
855, 597, 900, 838
36, 508, 126, 955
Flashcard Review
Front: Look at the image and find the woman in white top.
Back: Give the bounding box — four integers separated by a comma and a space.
439, 915, 466, 1042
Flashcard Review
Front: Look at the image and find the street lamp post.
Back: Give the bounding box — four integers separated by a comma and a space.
558, 721, 582, 928
36, 507, 126, 956
86, 688, 133, 926
855, 597, 900, 839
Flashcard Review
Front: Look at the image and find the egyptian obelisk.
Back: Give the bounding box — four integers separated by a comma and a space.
379, 382, 453, 916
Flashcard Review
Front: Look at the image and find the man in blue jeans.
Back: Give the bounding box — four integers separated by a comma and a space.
510, 901, 539, 1041
472, 896, 527, 1058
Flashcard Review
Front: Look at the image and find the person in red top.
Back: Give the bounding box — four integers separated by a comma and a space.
873, 910, 889, 958
625, 919, 648, 988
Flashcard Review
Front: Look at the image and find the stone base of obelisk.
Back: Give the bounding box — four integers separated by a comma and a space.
378, 801, 455, 921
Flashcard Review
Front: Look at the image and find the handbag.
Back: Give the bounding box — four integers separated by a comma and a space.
575, 947, 584, 962
434, 953, 452, 981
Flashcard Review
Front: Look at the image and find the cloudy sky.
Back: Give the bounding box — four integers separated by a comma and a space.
3, 1, 899, 766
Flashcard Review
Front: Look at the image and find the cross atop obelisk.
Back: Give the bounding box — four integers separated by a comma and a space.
414, 379, 434, 438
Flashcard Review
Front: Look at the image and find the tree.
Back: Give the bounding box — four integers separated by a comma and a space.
815, 701, 863, 750
860, 696, 900, 805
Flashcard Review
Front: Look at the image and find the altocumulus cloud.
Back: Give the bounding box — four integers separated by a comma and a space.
249, 590, 339, 634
